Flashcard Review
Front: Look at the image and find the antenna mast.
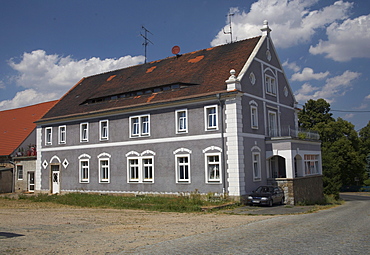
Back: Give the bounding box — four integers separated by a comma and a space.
141, 26, 154, 63
223, 12, 234, 43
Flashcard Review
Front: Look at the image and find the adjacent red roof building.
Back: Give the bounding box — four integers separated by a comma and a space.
0, 101, 57, 156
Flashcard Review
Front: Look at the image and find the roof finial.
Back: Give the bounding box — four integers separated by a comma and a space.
261, 20, 271, 37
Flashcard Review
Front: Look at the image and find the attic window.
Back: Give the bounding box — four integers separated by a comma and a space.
81, 83, 198, 105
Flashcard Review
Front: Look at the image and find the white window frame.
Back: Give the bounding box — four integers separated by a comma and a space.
45, 127, 52, 145
265, 74, 276, 95
17, 165, 23, 180
304, 154, 320, 175
78, 156, 90, 183
127, 155, 154, 183
80, 123, 89, 142
129, 114, 150, 137
251, 105, 258, 129
98, 153, 111, 183
58, 125, 66, 144
99, 120, 109, 141
175, 154, 191, 183
205, 152, 222, 183
252, 152, 261, 181
268, 111, 278, 137
204, 105, 218, 131
175, 109, 188, 134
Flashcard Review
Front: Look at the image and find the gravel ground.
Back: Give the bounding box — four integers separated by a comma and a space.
0, 198, 273, 254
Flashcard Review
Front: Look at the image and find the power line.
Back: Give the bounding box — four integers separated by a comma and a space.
331, 110, 370, 113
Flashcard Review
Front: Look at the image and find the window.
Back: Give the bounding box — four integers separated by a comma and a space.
143, 158, 153, 181
205, 153, 221, 182
99, 120, 109, 140
98, 153, 111, 183
304, 155, 319, 175
175, 109, 188, 133
176, 155, 190, 183
130, 115, 150, 137
58, 125, 66, 144
268, 111, 278, 137
204, 105, 218, 130
17, 165, 23, 180
45, 127, 52, 145
252, 152, 261, 181
100, 160, 109, 182
127, 155, 154, 183
80, 123, 89, 142
251, 106, 258, 129
129, 159, 139, 181
79, 159, 89, 183
265, 74, 276, 95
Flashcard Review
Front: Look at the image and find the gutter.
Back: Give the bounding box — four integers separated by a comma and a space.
217, 93, 227, 195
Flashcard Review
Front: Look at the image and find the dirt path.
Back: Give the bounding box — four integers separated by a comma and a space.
0, 199, 273, 254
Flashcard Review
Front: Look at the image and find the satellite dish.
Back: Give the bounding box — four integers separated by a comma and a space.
172, 45, 180, 55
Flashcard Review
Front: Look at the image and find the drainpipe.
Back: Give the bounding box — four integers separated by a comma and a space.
217, 93, 227, 196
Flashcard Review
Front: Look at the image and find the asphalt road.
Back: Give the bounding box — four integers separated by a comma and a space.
123, 193, 370, 255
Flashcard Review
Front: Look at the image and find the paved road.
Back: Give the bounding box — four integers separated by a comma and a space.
122, 193, 370, 254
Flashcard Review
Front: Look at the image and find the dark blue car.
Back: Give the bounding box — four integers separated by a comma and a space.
247, 186, 285, 206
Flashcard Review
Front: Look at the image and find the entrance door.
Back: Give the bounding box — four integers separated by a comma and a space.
51, 165, 60, 194
28, 172, 35, 192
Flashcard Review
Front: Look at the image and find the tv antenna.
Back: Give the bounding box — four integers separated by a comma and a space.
140, 26, 154, 63
223, 12, 234, 43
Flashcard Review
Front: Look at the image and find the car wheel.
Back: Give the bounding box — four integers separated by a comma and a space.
280, 197, 284, 205
268, 199, 273, 207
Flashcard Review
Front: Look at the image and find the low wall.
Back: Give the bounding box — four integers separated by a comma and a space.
269, 175, 324, 205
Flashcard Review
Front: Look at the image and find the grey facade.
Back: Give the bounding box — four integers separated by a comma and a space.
36, 22, 323, 204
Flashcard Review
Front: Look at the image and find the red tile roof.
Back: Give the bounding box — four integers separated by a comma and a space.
0, 101, 58, 156
40, 36, 262, 121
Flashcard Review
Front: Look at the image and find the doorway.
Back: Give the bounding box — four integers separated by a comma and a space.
51, 165, 60, 194
28, 172, 35, 192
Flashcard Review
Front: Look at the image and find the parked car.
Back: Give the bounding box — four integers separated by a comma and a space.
247, 186, 285, 206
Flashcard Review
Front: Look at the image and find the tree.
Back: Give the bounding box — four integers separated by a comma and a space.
298, 99, 365, 195
298, 99, 334, 129
359, 121, 370, 157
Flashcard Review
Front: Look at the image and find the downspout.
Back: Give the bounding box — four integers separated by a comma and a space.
217, 93, 227, 196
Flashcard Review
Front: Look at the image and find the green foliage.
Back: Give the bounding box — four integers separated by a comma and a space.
298, 99, 367, 196
298, 99, 334, 129
364, 179, 370, 186
19, 193, 231, 213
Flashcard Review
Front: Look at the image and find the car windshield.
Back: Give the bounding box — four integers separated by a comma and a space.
255, 186, 273, 193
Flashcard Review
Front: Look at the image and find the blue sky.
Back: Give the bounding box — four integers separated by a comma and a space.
0, 0, 369, 129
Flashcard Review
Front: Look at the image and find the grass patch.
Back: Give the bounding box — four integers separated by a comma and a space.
18, 193, 232, 213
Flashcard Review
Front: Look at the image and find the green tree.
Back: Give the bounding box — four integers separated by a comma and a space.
359, 121, 370, 157
298, 99, 334, 129
298, 99, 365, 195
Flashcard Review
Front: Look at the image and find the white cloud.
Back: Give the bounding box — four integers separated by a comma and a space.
0, 89, 57, 110
0, 50, 145, 111
291, 67, 329, 81
282, 60, 301, 72
294, 83, 320, 102
0, 80, 5, 89
343, 113, 354, 119
211, 0, 352, 48
294, 70, 361, 103
310, 14, 370, 61
365, 94, 370, 100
